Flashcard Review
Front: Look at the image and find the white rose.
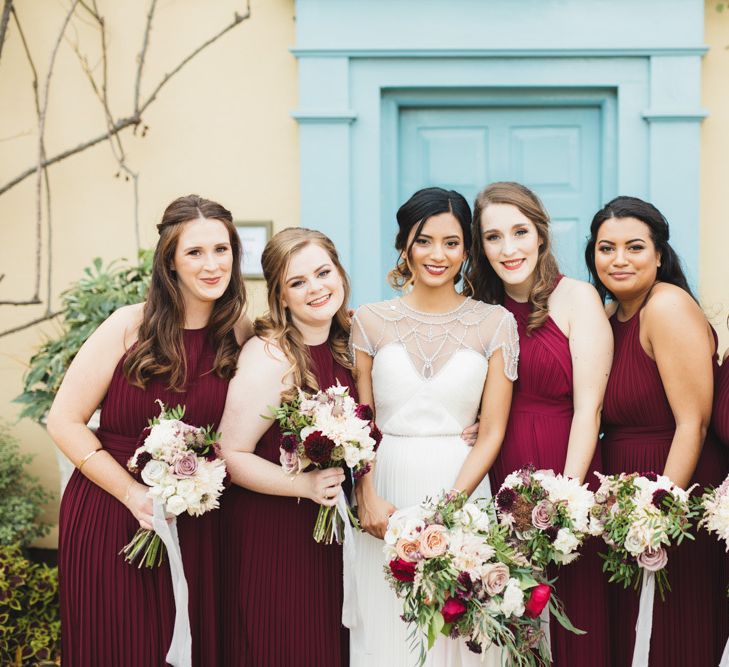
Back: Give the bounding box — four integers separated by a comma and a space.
166, 494, 188, 516
624, 525, 649, 556
553, 528, 579, 555
500, 578, 525, 617
553, 551, 579, 565
141, 460, 169, 486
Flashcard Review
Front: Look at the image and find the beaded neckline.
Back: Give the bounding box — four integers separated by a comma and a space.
398, 296, 471, 318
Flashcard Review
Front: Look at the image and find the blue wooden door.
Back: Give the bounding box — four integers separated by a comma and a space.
398, 106, 602, 280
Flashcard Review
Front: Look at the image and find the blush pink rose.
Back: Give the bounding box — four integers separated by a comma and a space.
637, 546, 668, 572
419, 524, 448, 558
173, 453, 198, 477
531, 500, 554, 529
396, 538, 421, 563
481, 562, 510, 596
279, 449, 300, 475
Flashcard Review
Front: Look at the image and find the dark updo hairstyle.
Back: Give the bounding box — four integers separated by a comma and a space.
123, 194, 246, 390
387, 187, 472, 290
464, 181, 560, 333
585, 195, 695, 303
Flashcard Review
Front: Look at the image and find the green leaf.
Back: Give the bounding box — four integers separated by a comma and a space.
427, 611, 444, 649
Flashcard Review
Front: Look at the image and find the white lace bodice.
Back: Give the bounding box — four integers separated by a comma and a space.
350, 297, 519, 437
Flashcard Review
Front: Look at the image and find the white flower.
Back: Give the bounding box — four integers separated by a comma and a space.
553, 528, 579, 555
166, 494, 188, 516
384, 506, 429, 545
448, 529, 495, 573
143, 419, 183, 457
141, 460, 168, 485
624, 524, 650, 556
553, 551, 579, 565
502, 473, 522, 489
500, 578, 525, 617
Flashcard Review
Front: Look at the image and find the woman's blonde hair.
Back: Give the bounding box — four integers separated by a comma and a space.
464, 182, 559, 333
254, 228, 352, 401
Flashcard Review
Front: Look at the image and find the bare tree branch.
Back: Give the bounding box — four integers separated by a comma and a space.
135, 0, 158, 114
0, 6, 250, 199
0, 0, 12, 63
34, 1, 80, 306
0, 298, 41, 305
0, 311, 60, 338
138, 7, 250, 116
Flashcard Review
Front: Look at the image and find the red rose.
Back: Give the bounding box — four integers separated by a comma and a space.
389, 558, 417, 582
302, 431, 336, 464
441, 597, 467, 624
524, 583, 552, 618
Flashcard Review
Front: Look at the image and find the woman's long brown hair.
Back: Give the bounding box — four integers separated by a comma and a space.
123, 194, 246, 390
254, 228, 352, 402
464, 182, 559, 333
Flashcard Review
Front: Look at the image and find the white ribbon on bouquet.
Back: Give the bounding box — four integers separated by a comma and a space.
334, 490, 367, 652
720, 636, 729, 667
631, 571, 655, 667
152, 499, 192, 667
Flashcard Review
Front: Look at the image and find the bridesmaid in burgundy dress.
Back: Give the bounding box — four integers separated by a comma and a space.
219, 228, 352, 667
464, 182, 613, 666
586, 195, 729, 666
47, 195, 249, 666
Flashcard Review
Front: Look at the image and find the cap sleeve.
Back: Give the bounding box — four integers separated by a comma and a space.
483, 307, 519, 382
349, 305, 382, 363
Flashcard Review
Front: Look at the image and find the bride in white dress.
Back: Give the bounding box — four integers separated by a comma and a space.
350, 187, 519, 667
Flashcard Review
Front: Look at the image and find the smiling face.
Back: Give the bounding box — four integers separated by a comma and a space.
405, 211, 466, 288
593, 216, 661, 299
281, 242, 345, 330
479, 203, 541, 292
171, 216, 234, 307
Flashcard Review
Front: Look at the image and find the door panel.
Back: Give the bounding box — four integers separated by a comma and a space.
398, 106, 601, 280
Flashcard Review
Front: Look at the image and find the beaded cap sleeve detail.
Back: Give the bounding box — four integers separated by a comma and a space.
350, 297, 519, 381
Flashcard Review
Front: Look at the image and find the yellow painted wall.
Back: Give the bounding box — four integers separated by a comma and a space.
0, 0, 298, 547
702, 3, 729, 354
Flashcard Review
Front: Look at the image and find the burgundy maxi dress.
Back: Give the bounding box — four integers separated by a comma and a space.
713, 357, 729, 445
488, 281, 611, 667
59, 327, 227, 667
220, 342, 351, 667
601, 303, 729, 667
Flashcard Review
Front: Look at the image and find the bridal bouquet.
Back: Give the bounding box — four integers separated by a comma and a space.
495, 466, 601, 569
592, 471, 695, 598
384, 490, 552, 667
273, 383, 379, 543
122, 401, 227, 568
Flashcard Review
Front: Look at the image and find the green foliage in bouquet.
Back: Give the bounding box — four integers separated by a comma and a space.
0, 423, 52, 547
15, 250, 153, 423
0, 544, 60, 666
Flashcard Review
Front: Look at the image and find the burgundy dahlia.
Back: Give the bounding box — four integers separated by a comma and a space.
643, 471, 658, 482
652, 488, 672, 512
355, 403, 374, 422
280, 434, 299, 453
496, 487, 517, 512
544, 525, 559, 542
302, 431, 336, 464
466, 640, 482, 654
135, 451, 153, 472
353, 462, 372, 480
457, 571, 473, 597
370, 424, 383, 451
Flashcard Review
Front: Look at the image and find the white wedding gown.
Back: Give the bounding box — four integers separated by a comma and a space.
349, 297, 519, 667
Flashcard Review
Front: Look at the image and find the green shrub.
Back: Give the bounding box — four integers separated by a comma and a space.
0, 544, 60, 666
0, 424, 52, 548
15, 250, 153, 423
